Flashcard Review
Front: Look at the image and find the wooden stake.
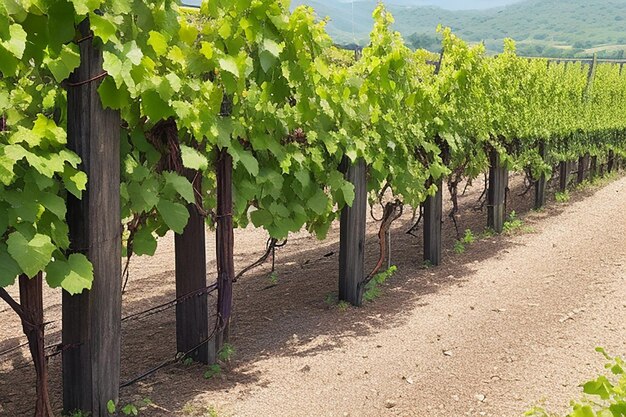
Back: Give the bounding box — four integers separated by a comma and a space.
488, 149, 507, 233
175, 171, 208, 363
423, 179, 443, 266
211, 149, 235, 363
339, 158, 367, 306
63, 19, 122, 416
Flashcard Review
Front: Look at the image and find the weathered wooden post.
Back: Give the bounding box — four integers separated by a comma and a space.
339, 157, 367, 306
211, 149, 235, 363
534, 141, 547, 209
63, 19, 122, 416
175, 170, 209, 363
488, 149, 507, 233
559, 161, 569, 192
608, 150, 615, 173
589, 155, 598, 180
577, 153, 590, 183
423, 180, 443, 266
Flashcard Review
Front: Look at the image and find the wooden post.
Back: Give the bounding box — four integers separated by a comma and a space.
488, 149, 507, 233
559, 161, 569, 192
577, 153, 589, 183
63, 19, 122, 416
608, 150, 615, 173
211, 149, 235, 363
534, 141, 547, 209
589, 155, 598, 180
175, 171, 208, 363
339, 158, 367, 306
423, 179, 442, 266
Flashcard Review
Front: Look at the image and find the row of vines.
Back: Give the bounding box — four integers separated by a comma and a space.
1, 0, 626, 415
2, 1, 626, 293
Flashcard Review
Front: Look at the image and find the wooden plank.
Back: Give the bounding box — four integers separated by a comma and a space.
211, 149, 235, 363
62, 19, 122, 417
488, 149, 507, 233
339, 158, 367, 306
534, 142, 547, 209
175, 171, 208, 363
423, 179, 443, 266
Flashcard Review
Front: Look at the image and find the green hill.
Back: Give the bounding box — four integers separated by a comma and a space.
294, 0, 626, 58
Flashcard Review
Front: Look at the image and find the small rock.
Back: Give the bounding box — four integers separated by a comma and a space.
443, 350, 453, 357
385, 400, 397, 409
475, 394, 486, 402
452, 395, 460, 401
300, 365, 311, 373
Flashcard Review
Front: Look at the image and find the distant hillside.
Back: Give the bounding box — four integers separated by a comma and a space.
293, 0, 626, 57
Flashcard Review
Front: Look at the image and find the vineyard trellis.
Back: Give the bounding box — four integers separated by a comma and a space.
2, 1, 626, 416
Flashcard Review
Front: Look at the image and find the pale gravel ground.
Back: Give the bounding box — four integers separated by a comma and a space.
194, 176, 626, 417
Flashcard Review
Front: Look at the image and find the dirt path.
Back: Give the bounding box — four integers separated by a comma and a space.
1, 174, 625, 417
185, 176, 626, 417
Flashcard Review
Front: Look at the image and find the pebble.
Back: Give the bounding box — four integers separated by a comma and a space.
385, 399, 397, 409
475, 394, 486, 402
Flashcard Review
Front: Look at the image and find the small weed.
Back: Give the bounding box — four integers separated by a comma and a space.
268, 271, 279, 285
217, 343, 235, 362
480, 228, 496, 238
453, 240, 466, 254
555, 190, 570, 203
462, 229, 476, 245
203, 364, 222, 380
422, 260, 433, 269
205, 406, 220, 417
65, 411, 90, 417
363, 265, 397, 302
182, 404, 221, 417
337, 300, 350, 311
324, 292, 337, 306
106, 399, 149, 416
183, 357, 194, 366
502, 211, 524, 234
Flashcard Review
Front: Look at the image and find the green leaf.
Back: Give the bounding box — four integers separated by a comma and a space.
0, 248, 21, 287
141, 90, 174, 122
90, 12, 118, 44
148, 31, 168, 56
180, 145, 208, 171
162, 171, 195, 204
219, 56, 239, 78
307, 189, 329, 215
46, 44, 81, 83
70, 0, 101, 15
61, 166, 88, 199
1, 24, 27, 59
157, 200, 190, 234
107, 400, 116, 414
40, 193, 67, 219
132, 227, 157, 256
7, 232, 55, 278
98, 76, 131, 110
250, 209, 273, 228
45, 254, 94, 295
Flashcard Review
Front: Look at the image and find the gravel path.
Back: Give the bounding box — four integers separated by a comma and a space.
194, 176, 626, 417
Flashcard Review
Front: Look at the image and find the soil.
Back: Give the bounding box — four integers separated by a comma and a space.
0, 173, 625, 417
